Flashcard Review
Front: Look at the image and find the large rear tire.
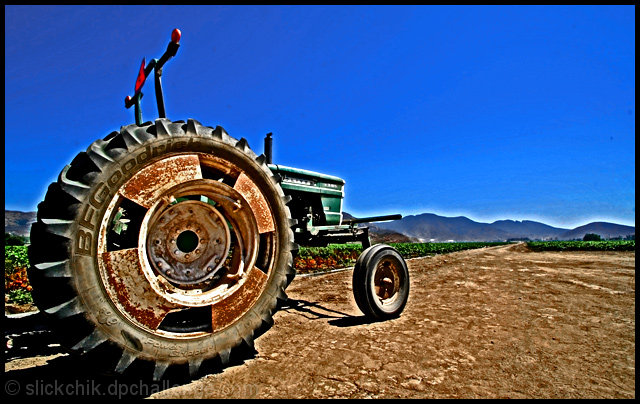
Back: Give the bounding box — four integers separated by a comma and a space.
27, 118, 297, 380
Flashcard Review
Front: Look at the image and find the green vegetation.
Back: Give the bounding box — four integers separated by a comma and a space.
9, 239, 632, 303
5, 245, 32, 305
583, 233, 602, 241
296, 242, 510, 273
389, 242, 510, 258
527, 240, 635, 252
5, 233, 28, 246
7, 289, 33, 305
5, 245, 29, 268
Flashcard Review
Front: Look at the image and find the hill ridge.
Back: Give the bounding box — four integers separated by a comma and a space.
5, 210, 634, 242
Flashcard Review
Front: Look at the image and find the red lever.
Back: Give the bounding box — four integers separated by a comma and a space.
134, 58, 147, 93
171, 28, 181, 44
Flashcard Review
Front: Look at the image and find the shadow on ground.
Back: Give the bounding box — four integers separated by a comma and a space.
279, 298, 379, 327
4, 312, 256, 398
5, 297, 379, 398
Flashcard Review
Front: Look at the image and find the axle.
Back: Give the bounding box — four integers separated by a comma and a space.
342, 214, 403, 225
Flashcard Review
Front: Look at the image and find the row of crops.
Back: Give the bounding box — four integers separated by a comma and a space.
526, 240, 635, 252
5, 240, 634, 305
295, 242, 510, 274
4, 245, 32, 305
4, 242, 509, 304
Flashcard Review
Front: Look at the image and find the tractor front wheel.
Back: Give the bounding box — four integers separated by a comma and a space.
352, 244, 409, 320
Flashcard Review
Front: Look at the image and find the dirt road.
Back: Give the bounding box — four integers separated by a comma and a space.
153, 243, 634, 398
5, 243, 635, 398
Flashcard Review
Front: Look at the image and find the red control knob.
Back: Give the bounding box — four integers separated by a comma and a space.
171, 28, 181, 44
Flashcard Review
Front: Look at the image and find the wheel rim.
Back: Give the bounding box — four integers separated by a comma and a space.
145, 199, 232, 286
373, 256, 402, 306
95, 152, 279, 338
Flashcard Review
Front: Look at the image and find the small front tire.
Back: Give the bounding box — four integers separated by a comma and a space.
352, 244, 409, 320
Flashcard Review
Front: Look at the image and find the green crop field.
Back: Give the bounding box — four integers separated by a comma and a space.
5, 245, 32, 305
5, 242, 512, 301
389, 241, 510, 258
295, 242, 510, 274
19, 240, 631, 303
526, 240, 635, 252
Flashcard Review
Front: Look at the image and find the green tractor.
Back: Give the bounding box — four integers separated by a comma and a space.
27, 29, 410, 381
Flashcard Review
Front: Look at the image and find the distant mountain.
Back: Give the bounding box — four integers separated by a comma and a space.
4, 210, 36, 237
4, 210, 635, 243
375, 213, 634, 242
377, 213, 515, 242
559, 222, 636, 241
490, 219, 568, 239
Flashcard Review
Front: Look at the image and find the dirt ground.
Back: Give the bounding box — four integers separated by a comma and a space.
5, 243, 635, 398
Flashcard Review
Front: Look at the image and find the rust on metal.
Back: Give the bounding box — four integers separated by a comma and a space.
119, 155, 202, 208
146, 200, 231, 285
374, 259, 401, 302
100, 248, 179, 330
197, 154, 242, 179
234, 173, 275, 234
211, 267, 267, 332
133, 178, 260, 309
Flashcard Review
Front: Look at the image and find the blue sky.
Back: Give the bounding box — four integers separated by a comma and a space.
4, 5, 635, 228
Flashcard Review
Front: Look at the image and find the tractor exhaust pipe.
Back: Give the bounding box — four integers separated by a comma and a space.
264, 132, 273, 164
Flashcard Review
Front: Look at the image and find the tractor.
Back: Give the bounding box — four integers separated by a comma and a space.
27, 29, 410, 381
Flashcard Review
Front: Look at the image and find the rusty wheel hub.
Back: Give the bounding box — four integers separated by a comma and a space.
95, 151, 280, 337
137, 179, 260, 309
147, 201, 231, 285
374, 259, 401, 303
